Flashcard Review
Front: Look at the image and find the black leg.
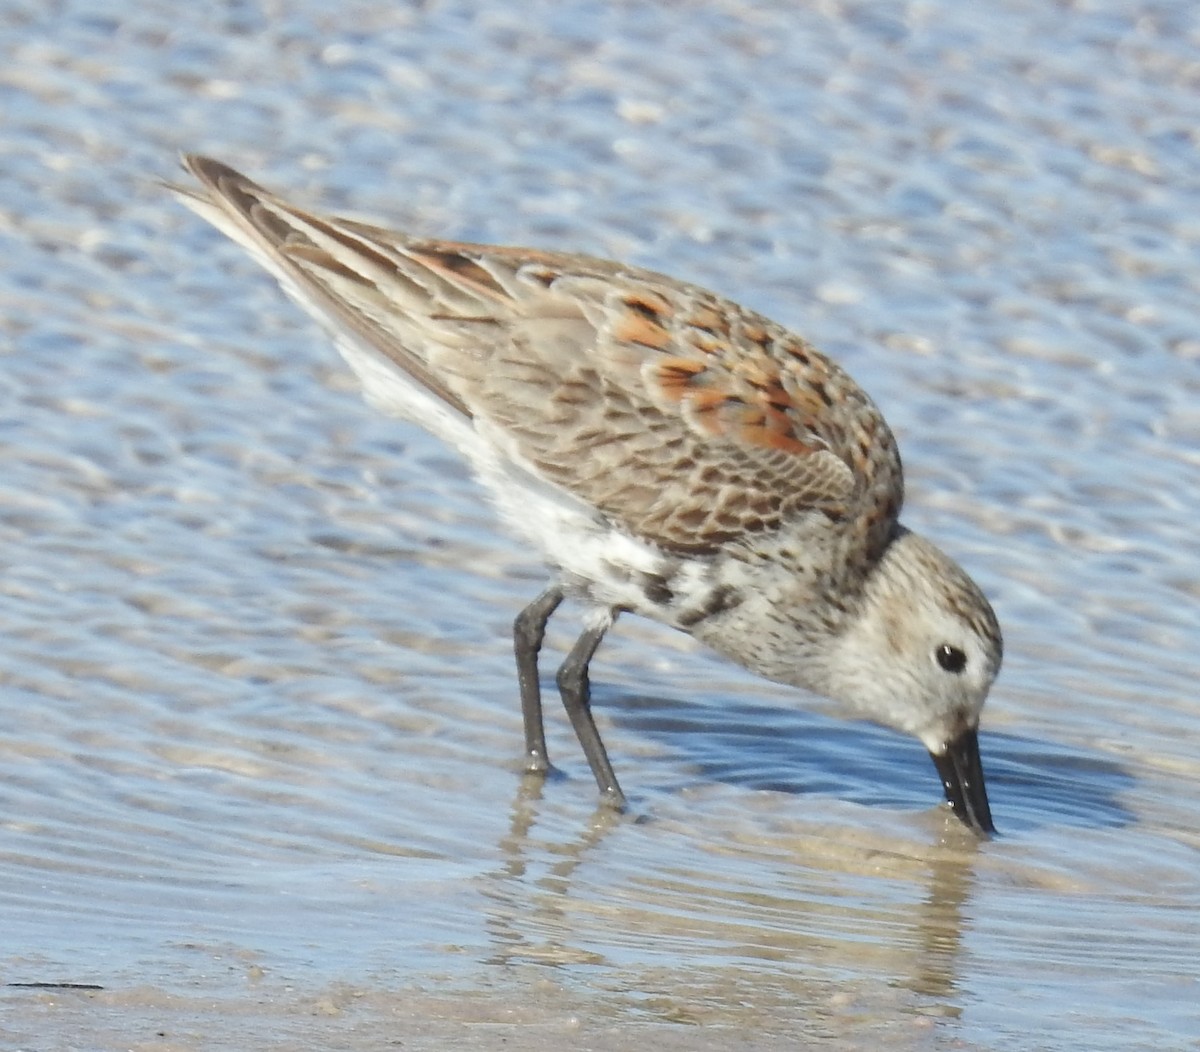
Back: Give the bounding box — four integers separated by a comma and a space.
556, 611, 626, 809
513, 585, 564, 773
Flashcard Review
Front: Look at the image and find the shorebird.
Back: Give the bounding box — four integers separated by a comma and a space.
170, 155, 1002, 834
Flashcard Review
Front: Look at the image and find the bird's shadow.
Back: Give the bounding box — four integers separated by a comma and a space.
600, 690, 1134, 833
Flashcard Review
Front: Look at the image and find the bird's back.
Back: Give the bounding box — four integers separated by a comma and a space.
173, 156, 904, 569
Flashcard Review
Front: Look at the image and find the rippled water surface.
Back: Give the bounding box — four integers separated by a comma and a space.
2, 1, 1199, 1049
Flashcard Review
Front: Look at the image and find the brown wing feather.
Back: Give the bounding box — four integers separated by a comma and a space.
176, 156, 475, 415
176, 156, 904, 559
448, 263, 904, 557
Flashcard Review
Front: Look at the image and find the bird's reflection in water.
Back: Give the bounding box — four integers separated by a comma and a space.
478, 773, 624, 967
477, 766, 986, 1023
904, 824, 982, 1006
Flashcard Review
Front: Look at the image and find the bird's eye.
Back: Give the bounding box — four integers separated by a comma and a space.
936, 644, 967, 674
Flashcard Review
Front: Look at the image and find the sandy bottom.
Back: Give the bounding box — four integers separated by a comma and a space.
1, 977, 981, 1052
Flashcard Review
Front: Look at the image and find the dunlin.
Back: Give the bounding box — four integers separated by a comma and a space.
171, 156, 1002, 834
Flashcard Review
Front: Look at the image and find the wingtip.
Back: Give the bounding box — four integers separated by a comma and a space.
162, 153, 223, 203
166, 155, 279, 221
176, 153, 237, 187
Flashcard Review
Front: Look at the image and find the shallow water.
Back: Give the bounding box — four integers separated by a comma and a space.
1, 1, 1199, 1049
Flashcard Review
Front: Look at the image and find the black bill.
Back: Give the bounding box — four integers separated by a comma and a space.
930, 727, 995, 836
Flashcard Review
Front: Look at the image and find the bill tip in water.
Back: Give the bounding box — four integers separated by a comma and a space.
929, 726, 996, 837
